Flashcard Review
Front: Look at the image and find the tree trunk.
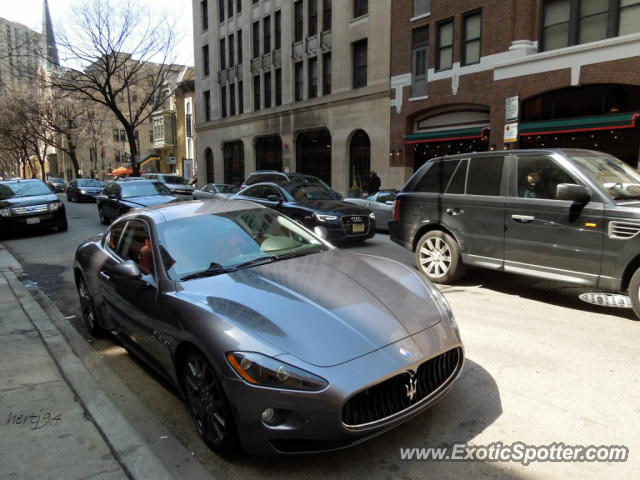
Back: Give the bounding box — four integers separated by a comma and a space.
65, 132, 81, 177
127, 126, 139, 177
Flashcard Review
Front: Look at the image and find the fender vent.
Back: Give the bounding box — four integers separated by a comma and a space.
609, 221, 640, 240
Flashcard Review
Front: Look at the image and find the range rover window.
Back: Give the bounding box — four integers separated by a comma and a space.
467, 156, 504, 196
516, 155, 576, 200
414, 159, 460, 193
568, 151, 640, 200
445, 159, 468, 194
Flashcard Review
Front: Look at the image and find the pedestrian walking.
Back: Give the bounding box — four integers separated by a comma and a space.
367, 171, 381, 194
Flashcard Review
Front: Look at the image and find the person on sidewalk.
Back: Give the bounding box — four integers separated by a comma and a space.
367, 171, 381, 195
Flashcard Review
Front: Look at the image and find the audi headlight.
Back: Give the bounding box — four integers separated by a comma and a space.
0, 207, 11, 217
315, 213, 338, 222
226, 352, 328, 391
369, 212, 376, 219
48, 201, 62, 211
80, 189, 87, 194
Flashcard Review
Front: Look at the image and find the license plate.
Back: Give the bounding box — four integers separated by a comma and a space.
352, 224, 365, 233
26, 217, 40, 225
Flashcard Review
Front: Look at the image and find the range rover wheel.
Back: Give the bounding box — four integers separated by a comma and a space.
415, 230, 465, 284
627, 269, 640, 320
182, 349, 238, 454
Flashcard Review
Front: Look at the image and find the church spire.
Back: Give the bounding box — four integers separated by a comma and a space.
42, 0, 60, 70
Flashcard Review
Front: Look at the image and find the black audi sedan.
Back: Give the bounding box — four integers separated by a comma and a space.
0, 179, 68, 235
232, 182, 375, 242
67, 178, 104, 202
96, 180, 177, 224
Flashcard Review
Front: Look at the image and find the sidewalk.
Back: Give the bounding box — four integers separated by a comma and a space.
0, 245, 202, 480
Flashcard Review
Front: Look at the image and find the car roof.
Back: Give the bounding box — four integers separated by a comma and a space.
128, 198, 265, 224
0, 178, 45, 185
425, 148, 607, 163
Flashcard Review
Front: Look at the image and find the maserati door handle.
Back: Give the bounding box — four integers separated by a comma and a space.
446, 208, 464, 216
511, 214, 535, 223
99, 271, 111, 281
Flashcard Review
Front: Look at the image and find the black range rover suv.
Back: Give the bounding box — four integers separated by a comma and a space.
389, 148, 640, 319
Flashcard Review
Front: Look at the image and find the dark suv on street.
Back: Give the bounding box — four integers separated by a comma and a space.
390, 148, 640, 319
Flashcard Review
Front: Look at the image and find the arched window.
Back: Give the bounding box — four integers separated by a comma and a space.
349, 129, 370, 193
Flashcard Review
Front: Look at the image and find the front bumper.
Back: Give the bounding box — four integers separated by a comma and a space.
0, 207, 66, 232
222, 320, 463, 455
315, 218, 376, 242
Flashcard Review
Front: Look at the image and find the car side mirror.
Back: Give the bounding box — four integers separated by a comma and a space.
556, 183, 591, 203
112, 260, 141, 280
266, 194, 282, 204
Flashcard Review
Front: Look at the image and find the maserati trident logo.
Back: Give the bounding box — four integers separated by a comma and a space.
405, 371, 418, 402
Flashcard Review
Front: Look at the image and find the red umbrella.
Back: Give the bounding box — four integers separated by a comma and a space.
111, 167, 133, 176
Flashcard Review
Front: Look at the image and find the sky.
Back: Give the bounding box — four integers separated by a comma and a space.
0, 0, 194, 66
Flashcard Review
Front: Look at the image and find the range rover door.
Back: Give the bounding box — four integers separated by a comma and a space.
504, 153, 604, 285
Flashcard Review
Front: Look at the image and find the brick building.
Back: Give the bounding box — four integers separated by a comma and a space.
390, 0, 640, 179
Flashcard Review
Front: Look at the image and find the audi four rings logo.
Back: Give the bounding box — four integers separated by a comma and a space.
405, 371, 418, 401
351, 217, 363, 223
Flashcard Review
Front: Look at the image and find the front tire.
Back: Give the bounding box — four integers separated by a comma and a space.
182, 349, 238, 454
415, 230, 465, 284
57, 216, 68, 232
98, 206, 109, 225
627, 269, 640, 320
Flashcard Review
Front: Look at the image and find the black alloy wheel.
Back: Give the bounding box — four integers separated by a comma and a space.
76, 275, 102, 336
57, 216, 68, 232
183, 349, 238, 454
98, 206, 109, 225
67, 191, 73, 202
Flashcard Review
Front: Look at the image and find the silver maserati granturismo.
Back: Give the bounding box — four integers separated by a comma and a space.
73, 199, 464, 455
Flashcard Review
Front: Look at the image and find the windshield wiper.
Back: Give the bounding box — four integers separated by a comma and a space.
180, 262, 238, 281
235, 256, 275, 269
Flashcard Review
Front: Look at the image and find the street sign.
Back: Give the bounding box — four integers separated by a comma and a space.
505, 95, 519, 123
504, 123, 518, 143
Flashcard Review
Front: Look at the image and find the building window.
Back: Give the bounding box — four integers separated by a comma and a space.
186, 113, 193, 137
237, 0, 242, 13
275, 68, 282, 105
411, 26, 428, 97
219, 38, 226, 69
264, 72, 272, 108
322, 52, 331, 95
202, 44, 210, 76
462, 10, 481, 66
275, 11, 282, 49
201, 0, 209, 30
253, 75, 261, 110
228, 34, 234, 68
436, 19, 453, 71
252, 21, 260, 58
264, 15, 271, 53
414, 0, 429, 16
352, 39, 367, 89
218, 0, 225, 22
221, 85, 227, 118
204, 90, 211, 121
578, 0, 609, 44
230, 82, 236, 116
113, 128, 119, 142
294, 1, 303, 42
237, 29, 243, 63
308, 57, 318, 98
227, 0, 233, 18
354, 0, 368, 18
309, 0, 318, 36
294, 61, 303, 101
323, 0, 332, 31
238, 81, 244, 114
620, 0, 640, 35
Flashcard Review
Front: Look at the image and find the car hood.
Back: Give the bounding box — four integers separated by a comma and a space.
294, 199, 372, 215
77, 186, 103, 193
166, 183, 194, 191
178, 250, 442, 367
0, 193, 58, 207
121, 195, 177, 207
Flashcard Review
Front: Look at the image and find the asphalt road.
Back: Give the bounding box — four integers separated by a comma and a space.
3, 194, 639, 479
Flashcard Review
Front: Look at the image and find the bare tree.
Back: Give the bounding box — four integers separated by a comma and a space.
50, 0, 178, 176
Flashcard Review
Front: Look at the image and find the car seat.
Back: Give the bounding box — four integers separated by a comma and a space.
139, 238, 153, 274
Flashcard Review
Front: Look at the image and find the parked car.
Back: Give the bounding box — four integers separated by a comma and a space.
389, 148, 640, 319
0, 178, 67, 235
73, 199, 463, 455
344, 190, 397, 230
67, 178, 104, 202
47, 177, 67, 192
141, 173, 195, 197
232, 181, 376, 242
96, 180, 176, 225
192, 183, 240, 200
241, 171, 342, 199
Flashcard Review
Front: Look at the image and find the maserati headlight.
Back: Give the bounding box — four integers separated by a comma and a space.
315, 213, 338, 222
226, 352, 328, 391
0, 207, 11, 217
48, 201, 63, 211
424, 280, 458, 330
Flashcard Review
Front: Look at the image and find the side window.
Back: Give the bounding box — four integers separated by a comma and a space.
262, 185, 282, 199
467, 156, 504, 196
445, 159, 468, 194
107, 222, 126, 252
516, 155, 576, 200
118, 220, 153, 274
377, 192, 396, 203
414, 160, 460, 193
243, 186, 262, 198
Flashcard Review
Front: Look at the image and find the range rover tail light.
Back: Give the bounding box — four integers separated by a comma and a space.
393, 199, 400, 221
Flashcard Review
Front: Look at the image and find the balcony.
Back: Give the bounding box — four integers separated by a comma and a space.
151, 110, 176, 149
